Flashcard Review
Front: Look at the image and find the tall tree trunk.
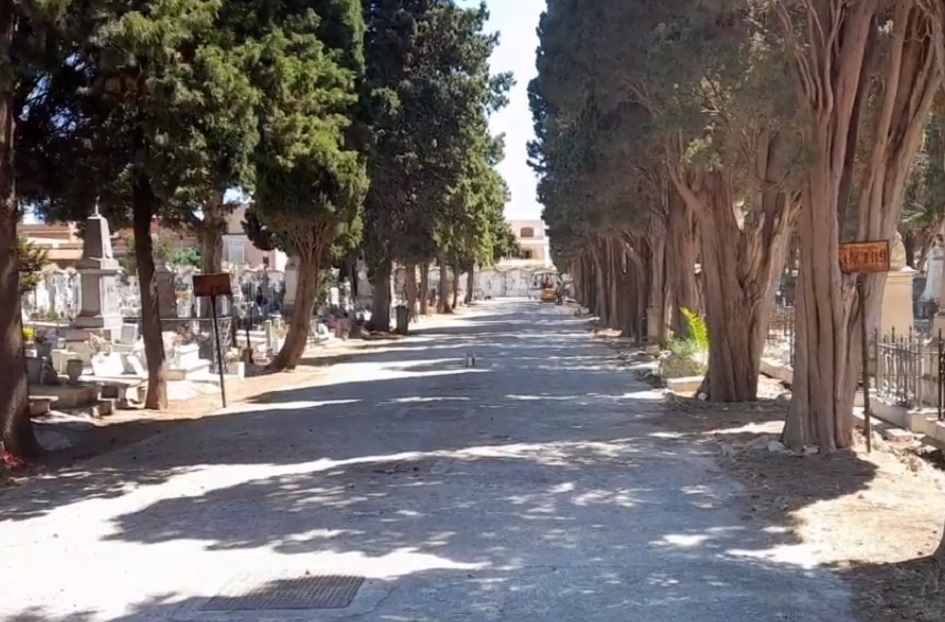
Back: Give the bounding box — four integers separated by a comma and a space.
405, 262, 418, 320
666, 190, 699, 335
592, 242, 607, 323
783, 1, 938, 449
419, 263, 429, 315
0, 2, 39, 458
451, 266, 460, 309
198, 190, 226, 275
437, 255, 451, 313
369, 262, 391, 330
465, 267, 474, 304
270, 249, 320, 371
670, 166, 793, 402
647, 229, 667, 346
133, 174, 168, 410
197, 190, 226, 318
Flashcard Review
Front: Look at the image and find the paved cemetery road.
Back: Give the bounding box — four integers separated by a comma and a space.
1, 299, 856, 622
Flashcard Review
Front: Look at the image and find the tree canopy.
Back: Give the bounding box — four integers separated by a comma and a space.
532, 0, 944, 451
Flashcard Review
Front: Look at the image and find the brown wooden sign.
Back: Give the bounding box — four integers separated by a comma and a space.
192, 272, 233, 298
838, 241, 891, 274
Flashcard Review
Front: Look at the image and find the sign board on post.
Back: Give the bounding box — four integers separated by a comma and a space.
192, 273, 232, 407
839, 241, 891, 274
193, 272, 233, 298
838, 239, 891, 453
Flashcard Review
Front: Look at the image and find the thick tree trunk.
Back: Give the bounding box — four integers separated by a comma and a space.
0, 7, 39, 458
405, 263, 419, 320
197, 191, 226, 319
784, 2, 938, 450
592, 243, 607, 322
369, 262, 391, 330
198, 190, 226, 275
269, 251, 319, 371
419, 264, 429, 315
465, 268, 474, 305
698, 213, 764, 401
437, 256, 451, 313
133, 175, 168, 410
666, 191, 699, 335
647, 230, 667, 346
671, 166, 793, 402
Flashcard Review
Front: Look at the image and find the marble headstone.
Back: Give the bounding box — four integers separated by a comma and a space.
73, 205, 122, 339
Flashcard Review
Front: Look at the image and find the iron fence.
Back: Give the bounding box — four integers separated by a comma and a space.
872, 328, 933, 410
153, 316, 235, 374
763, 307, 945, 417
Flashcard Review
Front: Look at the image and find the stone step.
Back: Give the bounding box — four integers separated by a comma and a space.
30, 384, 101, 409
167, 360, 211, 381
62, 398, 115, 419
29, 397, 55, 417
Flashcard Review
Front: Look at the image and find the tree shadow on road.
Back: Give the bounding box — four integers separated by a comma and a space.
0, 302, 900, 621
5, 423, 871, 621
653, 389, 945, 622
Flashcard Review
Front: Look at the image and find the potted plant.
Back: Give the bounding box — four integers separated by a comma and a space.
22, 327, 37, 358
66, 358, 84, 383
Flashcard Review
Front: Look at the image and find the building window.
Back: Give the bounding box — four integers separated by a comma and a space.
225, 239, 245, 265
520, 227, 535, 238
520, 249, 534, 260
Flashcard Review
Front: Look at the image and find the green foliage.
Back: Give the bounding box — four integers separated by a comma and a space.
172, 247, 201, 268
530, 0, 801, 269
661, 307, 708, 379
360, 0, 512, 276
245, 0, 367, 263
22, 0, 261, 234
680, 307, 708, 351
17, 238, 49, 295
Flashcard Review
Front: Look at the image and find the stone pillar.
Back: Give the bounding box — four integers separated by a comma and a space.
881, 268, 916, 337
933, 239, 945, 336
154, 264, 178, 319
920, 244, 943, 304
283, 256, 298, 313
71, 204, 122, 341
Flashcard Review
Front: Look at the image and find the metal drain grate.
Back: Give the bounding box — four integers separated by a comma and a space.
371, 456, 441, 475
201, 574, 365, 611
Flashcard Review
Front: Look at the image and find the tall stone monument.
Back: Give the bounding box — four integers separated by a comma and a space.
72, 204, 122, 340
283, 256, 298, 313
879, 232, 915, 336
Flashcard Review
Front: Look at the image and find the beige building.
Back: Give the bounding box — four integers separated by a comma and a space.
222, 203, 288, 271
506, 218, 552, 266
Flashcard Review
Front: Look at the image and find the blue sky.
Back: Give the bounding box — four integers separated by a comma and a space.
470, 0, 544, 220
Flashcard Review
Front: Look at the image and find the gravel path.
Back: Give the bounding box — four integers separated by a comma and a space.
0, 299, 856, 621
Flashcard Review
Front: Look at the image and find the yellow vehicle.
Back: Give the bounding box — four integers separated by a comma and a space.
539, 288, 557, 302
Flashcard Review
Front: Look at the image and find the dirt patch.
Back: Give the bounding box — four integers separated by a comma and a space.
658, 391, 945, 622
2, 341, 374, 480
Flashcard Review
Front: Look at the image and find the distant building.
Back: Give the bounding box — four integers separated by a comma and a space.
20, 222, 84, 268
504, 218, 552, 267
222, 203, 288, 271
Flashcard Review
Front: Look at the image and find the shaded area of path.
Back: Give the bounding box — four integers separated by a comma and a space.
1, 300, 856, 621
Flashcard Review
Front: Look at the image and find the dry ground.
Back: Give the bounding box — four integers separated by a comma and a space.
604, 328, 945, 622
2, 309, 468, 477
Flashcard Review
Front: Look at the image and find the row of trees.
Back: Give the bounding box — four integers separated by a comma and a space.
529, 1, 945, 451
0, 0, 517, 460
